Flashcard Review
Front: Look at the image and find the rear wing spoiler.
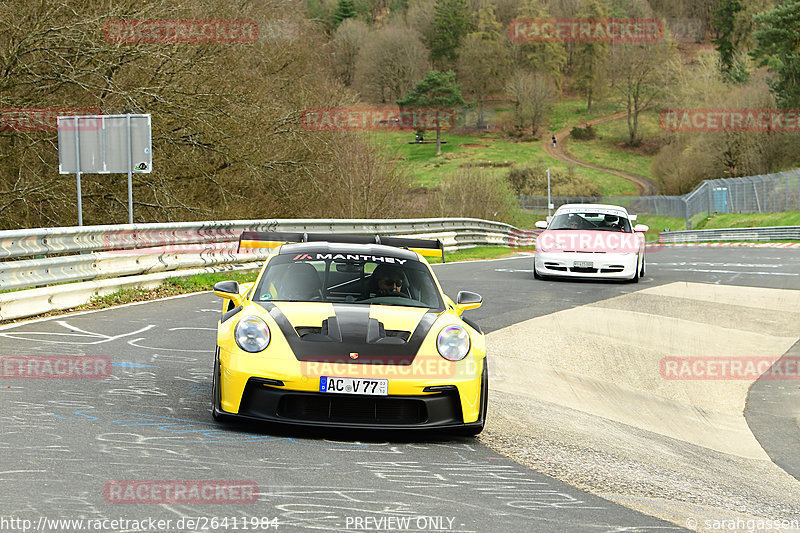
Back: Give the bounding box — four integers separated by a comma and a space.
238, 231, 446, 262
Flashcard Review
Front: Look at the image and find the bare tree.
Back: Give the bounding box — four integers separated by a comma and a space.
456, 6, 510, 128
505, 69, 556, 136
332, 18, 370, 86
320, 134, 411, 218
354, 23, 430, 104
433, 167, 519, 224
609, 40, 680, 146
0, 0, 364, 228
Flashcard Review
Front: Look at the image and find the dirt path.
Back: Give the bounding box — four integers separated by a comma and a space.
544, 110, 660, 195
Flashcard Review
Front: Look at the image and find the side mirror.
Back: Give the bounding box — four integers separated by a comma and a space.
633, 224, 650, 232
455, 291, 482, 314
629, 214, 638, 223
546, 216, 552, 223
214, 280, 243, 308
535, 221, 548, 229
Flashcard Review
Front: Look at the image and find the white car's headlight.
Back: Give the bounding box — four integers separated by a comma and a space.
437, 325, 470, 361
235, 316, 270, 353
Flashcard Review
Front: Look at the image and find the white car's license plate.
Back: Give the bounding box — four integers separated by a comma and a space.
574, 261, 593, 268
320, 376, 388, 396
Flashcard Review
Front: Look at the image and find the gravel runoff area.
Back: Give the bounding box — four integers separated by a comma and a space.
477, 282, 800, 533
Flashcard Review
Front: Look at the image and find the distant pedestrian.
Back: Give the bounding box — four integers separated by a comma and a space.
552, 135, 556, 148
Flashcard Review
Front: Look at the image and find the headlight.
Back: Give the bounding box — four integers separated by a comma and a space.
437, 325, 470, 361
235, 316, 270, 353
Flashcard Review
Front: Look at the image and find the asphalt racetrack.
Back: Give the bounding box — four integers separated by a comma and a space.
1, 245, 798, 532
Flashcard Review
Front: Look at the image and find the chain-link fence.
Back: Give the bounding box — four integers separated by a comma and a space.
518, 170, 800, 229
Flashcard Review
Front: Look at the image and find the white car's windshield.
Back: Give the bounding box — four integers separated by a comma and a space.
253, 254, 444, 310
549, 212, 632, 232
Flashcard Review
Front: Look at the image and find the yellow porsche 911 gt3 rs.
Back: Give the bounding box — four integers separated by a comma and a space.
211, 232, 487, 434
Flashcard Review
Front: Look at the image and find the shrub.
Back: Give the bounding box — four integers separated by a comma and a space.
569, 125, 596, 140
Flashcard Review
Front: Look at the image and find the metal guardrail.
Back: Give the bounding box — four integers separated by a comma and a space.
0, 218, 538, 293
658, 226, 800, 243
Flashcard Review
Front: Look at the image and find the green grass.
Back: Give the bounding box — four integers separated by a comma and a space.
693, 211, 800, 230
377, 129, 636, 196
548, 98, 623, 131
79, 270, 261, 311
162, 271, 261, 292
636, 215, 687, 241
564, 112, 660, 181
427, 245, 536, 263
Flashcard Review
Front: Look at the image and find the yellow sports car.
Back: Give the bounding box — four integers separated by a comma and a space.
211, 232, 487, 434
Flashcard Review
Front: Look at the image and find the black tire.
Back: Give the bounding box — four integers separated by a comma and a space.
640, 255, 646, 278
211, 348, 228, 422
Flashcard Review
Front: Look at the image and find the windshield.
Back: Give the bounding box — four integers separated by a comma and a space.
253, 253, 444, 310
549, 212, 632, 232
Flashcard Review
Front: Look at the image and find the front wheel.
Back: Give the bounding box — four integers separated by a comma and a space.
211, 349, 229, 422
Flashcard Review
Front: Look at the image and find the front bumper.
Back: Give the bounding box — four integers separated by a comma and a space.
215, 348, 486, 429
535, 251, 639, 279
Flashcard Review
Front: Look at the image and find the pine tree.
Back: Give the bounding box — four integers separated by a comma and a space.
398, 70, 466, 155
428, 0, 471, 65
750, 0, 800, 107
572, 0, 609, 112
333, 0, 357, 27
711, 0, 743, 78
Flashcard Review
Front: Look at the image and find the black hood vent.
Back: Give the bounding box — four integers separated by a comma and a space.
264, 303, 437, 365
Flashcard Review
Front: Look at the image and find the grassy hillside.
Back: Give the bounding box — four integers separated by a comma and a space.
376, 129, 636, 196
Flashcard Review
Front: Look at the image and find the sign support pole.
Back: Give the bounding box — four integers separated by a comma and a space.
126, 114, 133, 224
73, 117, 83, 226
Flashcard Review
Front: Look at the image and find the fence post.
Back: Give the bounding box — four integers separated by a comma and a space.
684, 196, 690, 230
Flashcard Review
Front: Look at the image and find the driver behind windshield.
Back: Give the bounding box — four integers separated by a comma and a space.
371, 265, 409, 297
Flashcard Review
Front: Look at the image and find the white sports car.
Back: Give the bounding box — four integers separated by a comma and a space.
533, 204, 649, 282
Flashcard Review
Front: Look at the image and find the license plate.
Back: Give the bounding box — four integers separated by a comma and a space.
574, 261, 593, 268
320, 376, 388, 396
